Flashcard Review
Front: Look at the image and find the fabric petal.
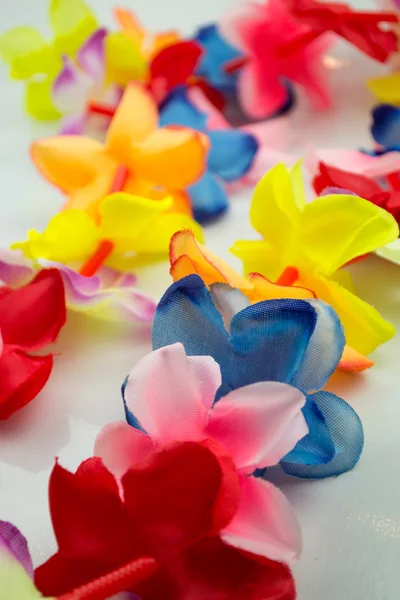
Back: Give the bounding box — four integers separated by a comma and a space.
94, 421, 154, 479
50, 0, 97, 57
206, 381, 307, 472
371, 104, 400, 150
282, 391, 364, 479
188, 355, 222, 411
52, 54, 93, 114
59, 112, 87, 135
368, 73, 400, 105
159, 87, 207, 131
237, 62, 289, 120
0, 248, 34, 288
77, 27, 107, 80
338, 345, 373, 372
0, 521, 33, 578
25, 77, 61, 121
209, 283, 250, 331
188, 172, 229, 224
0, 269, 65, 350
291, 299, 345, 394
149, 40, 202, 101
221, 475, 301, 564
247, 273, 316, 302
0, 26, 48, 79
0, 348, 53, 420
194, 24, 240, 92
208, 129, 258, 182
123, 343, 211, 443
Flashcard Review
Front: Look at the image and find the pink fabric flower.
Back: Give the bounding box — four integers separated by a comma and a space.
95, 342, 308, 564
219, 0, 334, 118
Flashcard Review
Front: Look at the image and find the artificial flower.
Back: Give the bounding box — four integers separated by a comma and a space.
193, 24, 241, 93
169, 229, 372, 371
97, 342, 306, 562
13, 192, 203, 273
35, 448, 295, 599
375, 237, 400, 263
231, 163, 398, 356
0, 0, 97, 119
0, 269, 66, 419
371, 104, 400, 152
160, 88, 258, 222
0, 248, 156, 323
306, 146, 400, 180
285, 0, 398, 63
51, 28, 122, 135
313, 161, 400, 226
153, 275, 364, 479
30, 83, 209, 220
219, 0, 333, 118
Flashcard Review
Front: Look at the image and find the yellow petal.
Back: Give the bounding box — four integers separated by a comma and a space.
0, 27, 54, 79
0, 553, 47, 599
25, 78, 61, 120
133, 213, 204, 254
231, 239, 284, 281
367, 73, 400, 105
50, 0, 97, 56
301, 272, 395, 355
12, 210, 99, 263
99, 192, 172, 251
105, 84, 158, 162
248, 163, 302, 245
105, 32, 148, 87
170, 229, 252, 289
300, 194, 399, 276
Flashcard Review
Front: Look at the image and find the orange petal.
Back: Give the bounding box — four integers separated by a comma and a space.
114, 7, 145, 45
31, 136, 109, 194
246, 272, 316, 302
132, 126, 209, 189
338, 345, 374, 372
170, 254, 200, 280
105, 83, 158, 162
169, 230, 251, 289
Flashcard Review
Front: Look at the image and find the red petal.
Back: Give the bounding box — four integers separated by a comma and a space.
0, 269, 66, 350
0, 347, 53, 419
150, 40, 203, 97
194, 79, 226, 112
313, 162, 384, 200
122, 441, 238, 558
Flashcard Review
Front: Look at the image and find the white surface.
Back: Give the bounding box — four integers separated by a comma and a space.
1, 1, 400, 599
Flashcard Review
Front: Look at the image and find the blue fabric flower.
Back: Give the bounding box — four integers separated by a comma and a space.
193, 24, 241, 93
371, 104, 400, 152
160, 88, 258, 223
151, 275, 364, 479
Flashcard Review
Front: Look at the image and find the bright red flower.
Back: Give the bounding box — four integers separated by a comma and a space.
284, 0, 398, 63
0, 269, 66, 419
313, 161, 400, 227
35, 443, 295, 600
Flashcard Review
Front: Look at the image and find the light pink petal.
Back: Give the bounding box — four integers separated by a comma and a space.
94, 421, 154, 479
238, 63, 288, 119
188, 355, 222, 411
221, 474, 301, 564
77, 28, 107, 82
124, 344, 211, 444
242, 148, 295, 185
306, 147, 400, 179
52, 55, 93, 114
188, 87, 230, 130
219, 2, 265, 53
206, 382, 307, 473
0, 249, 34, 288
242, 117, 290, 152
59, 113, 87, 135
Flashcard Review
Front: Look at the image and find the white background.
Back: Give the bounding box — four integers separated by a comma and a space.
1, 1, 400, 599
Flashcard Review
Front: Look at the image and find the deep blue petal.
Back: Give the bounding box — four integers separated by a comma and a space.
152, 275, 230, 379
159, 87, 207, 131
208, 130, 258, 181
371, 104, 400, 150
227, 299, 317, 394
193, 24, 240, 92
281, 390, 364, 479
188, 172, 229, 223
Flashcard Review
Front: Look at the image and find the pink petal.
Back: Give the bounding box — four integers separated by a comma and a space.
306, 147, 400, 179
220, 474, 301, 563
94, 421, 154, 479
124, 344, 211, 444
238, 63, 288, 119
77, 28, 107, 82
52, 55, 93, 114
206, 381, 307, 473
219, 2, 265, 53
0, 249, 34, 288
188, 355, 222, 411
59, 113, 87, 135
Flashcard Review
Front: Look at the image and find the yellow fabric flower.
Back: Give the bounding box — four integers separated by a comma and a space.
0, 0, 97, 119
12, 193, 203, 272
368, 72, 400, 105
231, 163, 399, 355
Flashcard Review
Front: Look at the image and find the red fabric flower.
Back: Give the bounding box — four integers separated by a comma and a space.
148, 40, 225, 110
285, 0, 398, 63
0, 269, 66, 419
35, 442, 295, 600
313, 161, 400, 227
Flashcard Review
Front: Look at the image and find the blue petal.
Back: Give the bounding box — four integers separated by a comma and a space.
193, 24, 240, 92
227, 299, 317, 395
159, 87, 207, 131
371, 104, 400, 150
281, 390, 364, 479
188, 172, 229, 223
208, 130, 258, 181
152, 275, 230, 379
291, 299, 345, 394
